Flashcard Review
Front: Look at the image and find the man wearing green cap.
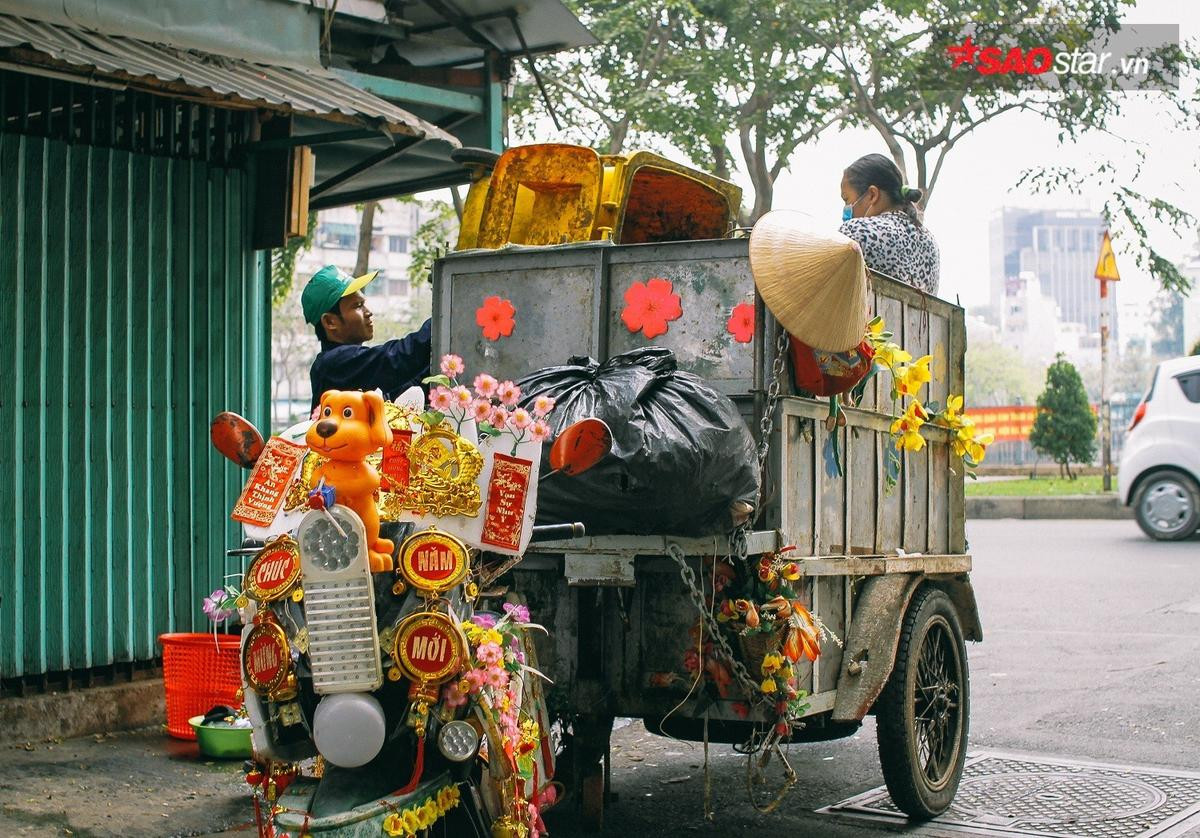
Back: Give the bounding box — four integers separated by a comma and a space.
302, 265, 432, 411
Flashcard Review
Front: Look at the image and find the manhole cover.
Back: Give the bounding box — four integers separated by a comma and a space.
818, 750, 1200, 837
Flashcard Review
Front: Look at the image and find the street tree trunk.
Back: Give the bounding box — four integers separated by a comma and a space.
355, 200, 378, 275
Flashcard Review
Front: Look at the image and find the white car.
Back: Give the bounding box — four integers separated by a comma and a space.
1118, 355, 1200, 540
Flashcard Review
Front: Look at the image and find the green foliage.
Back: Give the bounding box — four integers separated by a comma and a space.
1148, 290, 1185, 358
513, 0, 1198, 293
270, 210, 318, 308
401, 196, 459, 288
1029, 354, 1097, 479
1191, 338, 1200, 356
964, 339, 1042, 406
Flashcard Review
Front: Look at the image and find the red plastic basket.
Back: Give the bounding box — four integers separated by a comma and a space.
159, 632, 243, 740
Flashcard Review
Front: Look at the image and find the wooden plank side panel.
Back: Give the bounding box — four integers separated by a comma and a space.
848, 425, 877, 554
814, 575, 845, 694
782, 412, 816, 555
948, 306, 967, 553
903, 445, 930, 553
818, 421, 845, 555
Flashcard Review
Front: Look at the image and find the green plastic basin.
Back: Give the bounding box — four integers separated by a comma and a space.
188, 715, 253, 759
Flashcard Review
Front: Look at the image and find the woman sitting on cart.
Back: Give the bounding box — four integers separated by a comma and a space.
839, 153, 940, 296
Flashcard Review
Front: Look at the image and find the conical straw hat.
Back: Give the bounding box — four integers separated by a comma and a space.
749, 210, 869, 352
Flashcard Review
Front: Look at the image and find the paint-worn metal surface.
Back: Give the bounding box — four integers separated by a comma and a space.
0, 75, 271, 681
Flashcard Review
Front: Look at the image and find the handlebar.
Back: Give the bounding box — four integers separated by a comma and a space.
229, 524, 586, 557
528, 523, 586, 543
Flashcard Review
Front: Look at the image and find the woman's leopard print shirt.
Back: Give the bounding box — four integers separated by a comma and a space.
839, 211, 940, 296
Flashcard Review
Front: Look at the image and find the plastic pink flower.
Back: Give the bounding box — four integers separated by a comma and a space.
464, 668, 488, 691
502, 602, 531, 623
471, 613, 497, 629
529, 420, 551, 443
489, 406, 509, 430
476, 641, 503, 665
473, 373, 498, 398
441, 680, 468, 709
510, 408, 533, 431
532, 395, 556, 417
440, 354, 465, 377
470, 399, 493, 423
486, 667, 509, 689
202, 589, 235, 623
452, 386, 472, 409
429, 386, 454, 412
497, 380, 521, 407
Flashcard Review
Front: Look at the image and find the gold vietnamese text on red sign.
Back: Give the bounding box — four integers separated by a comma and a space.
243, 619, 295, 699
390, 611, 467, 686
398, 529, 470, 595
245, 535, 303, 602
1094, 231, 1121, 282
232, 437, 307, 526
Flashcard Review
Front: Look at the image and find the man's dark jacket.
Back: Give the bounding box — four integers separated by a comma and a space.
309, 319, 432, 409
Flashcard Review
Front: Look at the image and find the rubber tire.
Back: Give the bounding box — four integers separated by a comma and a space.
875, 586, 970, 820
1132, 470, 1200, 541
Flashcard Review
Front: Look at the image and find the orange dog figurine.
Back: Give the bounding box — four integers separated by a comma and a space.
306, 390, 394, 572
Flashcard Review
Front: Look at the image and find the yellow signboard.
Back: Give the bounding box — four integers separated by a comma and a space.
1094, 231, 1121, 281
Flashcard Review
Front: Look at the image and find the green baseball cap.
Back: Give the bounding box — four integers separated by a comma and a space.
301, 264, 380, 325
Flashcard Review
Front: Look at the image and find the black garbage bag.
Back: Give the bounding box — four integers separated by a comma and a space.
518, 347, 759, 536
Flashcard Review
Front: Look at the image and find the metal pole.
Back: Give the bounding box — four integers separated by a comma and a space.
1100, 279, 1112, 491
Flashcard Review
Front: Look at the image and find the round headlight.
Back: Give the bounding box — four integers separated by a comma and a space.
437, 720, 480, 762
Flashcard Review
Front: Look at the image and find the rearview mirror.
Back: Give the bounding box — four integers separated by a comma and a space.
548, 418, 612, 477
211, 411, 265, 469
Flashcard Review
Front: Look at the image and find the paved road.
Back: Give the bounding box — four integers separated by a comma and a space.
543, 519, 1200, 836
2, 519, 1196, 837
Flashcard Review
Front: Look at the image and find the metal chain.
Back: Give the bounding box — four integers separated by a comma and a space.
666, 542, 764, 706
756, 327, 790, 472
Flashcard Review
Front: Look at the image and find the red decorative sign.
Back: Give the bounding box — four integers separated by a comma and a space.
232, 437, 307, 526
244, 622, 290, 696
380, 428, 414, 491
245, 536, 302, 602
398, 530, 469, 594
392, 612, 467, 685
481, 453, 533, 551
620, 277, 682, 339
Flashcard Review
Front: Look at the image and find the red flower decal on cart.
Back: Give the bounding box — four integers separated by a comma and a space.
476, 296, 516, 341
727, 301, 755, 343
621, 277, 682, 339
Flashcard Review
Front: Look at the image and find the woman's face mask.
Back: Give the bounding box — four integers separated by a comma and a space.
842, 192, 866, 222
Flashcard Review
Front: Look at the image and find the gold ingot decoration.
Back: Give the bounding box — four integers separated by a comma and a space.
283, 451, 326, 512
403, 426, 483, 518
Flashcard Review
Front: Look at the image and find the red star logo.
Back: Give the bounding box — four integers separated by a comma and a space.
946, 35, 979, 69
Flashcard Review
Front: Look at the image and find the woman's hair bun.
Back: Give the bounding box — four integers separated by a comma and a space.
902, 186, 923, 204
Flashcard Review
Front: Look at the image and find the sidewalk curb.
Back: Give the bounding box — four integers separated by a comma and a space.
967, 494, 1132, 520
0, 679, 165, 745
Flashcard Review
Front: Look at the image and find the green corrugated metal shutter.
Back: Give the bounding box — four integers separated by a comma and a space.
0, 81, 270, 681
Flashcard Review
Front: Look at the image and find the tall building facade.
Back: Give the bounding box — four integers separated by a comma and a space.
988, 208, 1116, 338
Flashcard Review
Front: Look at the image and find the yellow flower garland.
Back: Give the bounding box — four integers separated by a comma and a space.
382, 784, 462, 837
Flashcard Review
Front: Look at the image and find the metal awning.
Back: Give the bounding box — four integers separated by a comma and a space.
0, 13, 460, 145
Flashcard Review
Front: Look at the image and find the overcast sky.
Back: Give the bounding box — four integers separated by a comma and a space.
764, 0, 1198, 313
